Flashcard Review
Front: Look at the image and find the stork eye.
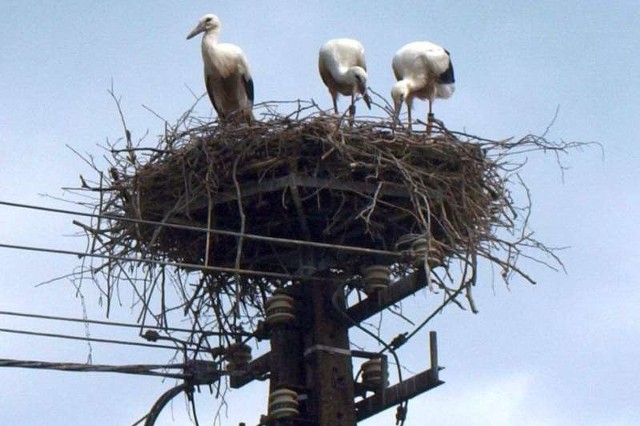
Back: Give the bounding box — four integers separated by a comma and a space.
205, 17, 212, 22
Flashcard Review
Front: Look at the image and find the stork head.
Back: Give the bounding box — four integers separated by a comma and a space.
350, 67, 372, 109
186, 14, 221, 40
391, 81, 409, 118
350, 67, 368, 95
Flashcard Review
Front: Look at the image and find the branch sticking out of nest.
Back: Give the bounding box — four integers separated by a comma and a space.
68, 99, 583, 342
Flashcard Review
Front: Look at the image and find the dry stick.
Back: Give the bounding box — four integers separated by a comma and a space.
457, 250, 474, 311
204, 195, 214, 267
232, 151, 246, 333
186, 297, 219, 357
465, 251, 479, 314
158, 267, 169, 329
362, 181, 383, 226
211, 278, 234, 346
431, 272, 466, 311
203, 150, 217, 268
89, 172, 105, 256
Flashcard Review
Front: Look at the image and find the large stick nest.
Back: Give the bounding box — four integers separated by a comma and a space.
72, 101, 572, 334
125, 116, 487, 272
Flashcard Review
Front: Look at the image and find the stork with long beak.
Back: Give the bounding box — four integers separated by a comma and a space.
318, 38, 372, 118
391, 41, 455, 133
187, 14, 254, 125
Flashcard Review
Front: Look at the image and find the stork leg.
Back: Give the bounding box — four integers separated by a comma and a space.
331, 92, 339, 115
348, 94, 356, 126
244, 109, 254, 126
407, 104, 413, 133
426, 100, 434, 135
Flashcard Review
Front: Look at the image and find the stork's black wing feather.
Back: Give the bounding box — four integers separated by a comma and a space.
244, 75, 255, 105
205, 75, 225, 119
440, 50, 455, 84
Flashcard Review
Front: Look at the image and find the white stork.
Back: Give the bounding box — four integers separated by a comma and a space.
187, 14, 254, 124
318, 38, 372, 118
391, 41, 455, 132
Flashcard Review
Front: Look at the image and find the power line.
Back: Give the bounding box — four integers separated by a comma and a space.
401, 282, 468, 347
137, 383, 192, 426
0, 199, 401, 258
0, 241, 334, 282
0, 358, 189, 379
0, 327, 190, 352
0, 310, 247, 336
0, 358, 223, 383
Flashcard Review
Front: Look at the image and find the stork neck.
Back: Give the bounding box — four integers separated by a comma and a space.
338, 66, 363, 87
202, 30, 220, 45
400, 78, 421, 93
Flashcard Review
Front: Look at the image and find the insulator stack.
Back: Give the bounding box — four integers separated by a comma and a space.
269, 388, 299, 419
225, 342, 252, 372
361, 358, 389, 390
265, 293, 296, 326
362, 265, 391, 295
411, 237, 442, 266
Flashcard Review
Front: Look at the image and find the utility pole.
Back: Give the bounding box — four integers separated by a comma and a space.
231, 267, 444, 425
302, 278, 355, 425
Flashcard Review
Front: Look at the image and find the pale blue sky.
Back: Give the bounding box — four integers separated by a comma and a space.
1, 1, 639, 425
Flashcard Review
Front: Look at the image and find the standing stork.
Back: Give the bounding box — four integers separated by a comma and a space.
187, 14, 254, 124
391, 41, 455, 133
318, 38, 372, 119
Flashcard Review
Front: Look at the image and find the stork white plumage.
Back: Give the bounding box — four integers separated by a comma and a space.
318, 38, 372, 118
391, 41, 455, 132
187, 14, 254, 124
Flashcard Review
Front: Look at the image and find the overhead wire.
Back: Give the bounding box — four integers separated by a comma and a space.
0, 358, 191, 379
136, 383, 192, 426
0, 310, 251, 337
0, 357, 224, 396
0, 241, 335, 282
401, 280, 468, 345
0, 199, 401, 258
0, 327, 191, 352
